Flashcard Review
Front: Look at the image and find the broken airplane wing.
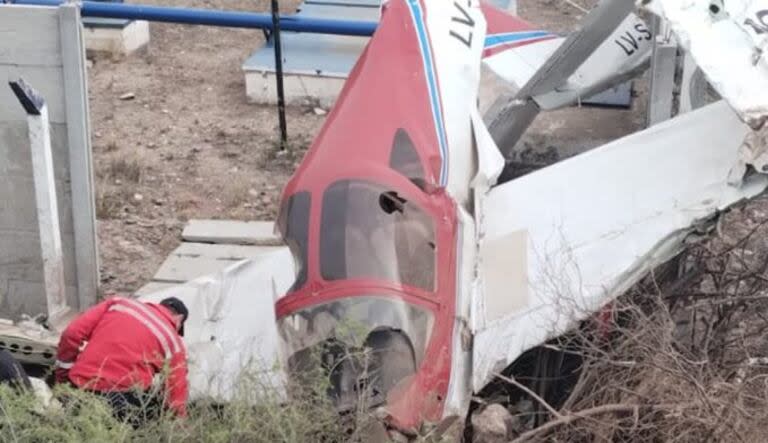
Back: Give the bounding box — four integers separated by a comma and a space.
472, 100, 768, 391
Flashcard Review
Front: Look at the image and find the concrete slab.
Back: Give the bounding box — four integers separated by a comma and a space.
173, 242, 282, 260
134, 281, 178, 297
246, 71, 348, 106
138, 222, 287, 297
84, 20, 149, 56
0, 320, 59, 366
182, 220, 283, 246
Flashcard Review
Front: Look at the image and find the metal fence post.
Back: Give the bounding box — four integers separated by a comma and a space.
271, 0, 288, 148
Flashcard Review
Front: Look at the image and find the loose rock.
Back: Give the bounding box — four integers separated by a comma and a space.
471, 404, 513, 443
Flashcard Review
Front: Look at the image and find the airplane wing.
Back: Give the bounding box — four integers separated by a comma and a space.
642, 0, 768, 128
139, 249, 295, 403
482, 0, 652, 154
471, 100, 768, 391
482, 2, 650, 109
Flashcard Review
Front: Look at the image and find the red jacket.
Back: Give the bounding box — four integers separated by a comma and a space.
55, 296, 188, 417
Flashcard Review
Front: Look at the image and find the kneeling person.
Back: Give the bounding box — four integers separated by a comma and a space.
54, 296, 189, 422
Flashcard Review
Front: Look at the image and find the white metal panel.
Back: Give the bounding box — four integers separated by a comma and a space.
482, 38, 562, 92
472, 101, 768, 391
139, 250, 296, 403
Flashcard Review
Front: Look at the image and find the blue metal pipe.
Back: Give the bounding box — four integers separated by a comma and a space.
10, 0, 378, 36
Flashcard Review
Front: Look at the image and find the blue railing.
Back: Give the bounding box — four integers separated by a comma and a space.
8, 0, 378, 36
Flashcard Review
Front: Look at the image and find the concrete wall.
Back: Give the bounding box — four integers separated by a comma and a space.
0, 5, 98, 319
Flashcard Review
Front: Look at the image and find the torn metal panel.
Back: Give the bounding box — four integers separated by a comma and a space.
730, 124, 768, 183
443, 206, 476, 418
641, 0, 768, 127
139, 248, 295, 403
472, 101, 768, 391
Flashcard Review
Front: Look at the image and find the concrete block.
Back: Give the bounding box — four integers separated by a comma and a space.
84, 20, 150, 56
0, 320, 59, 366
245, 71, 347, 107
182, 220, 283, 246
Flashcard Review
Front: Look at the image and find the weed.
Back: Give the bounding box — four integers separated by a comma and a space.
95, 186, 126, 219
105, 157, 143, 184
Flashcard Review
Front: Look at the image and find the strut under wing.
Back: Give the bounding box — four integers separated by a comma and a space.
472, 101, 768, 391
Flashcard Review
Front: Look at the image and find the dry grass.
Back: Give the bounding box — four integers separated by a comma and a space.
0, 366, 372, 443
95, 187, 130, 219
104, 156, 143, 184
223, 179, 253, 209
94, 154, 145, 219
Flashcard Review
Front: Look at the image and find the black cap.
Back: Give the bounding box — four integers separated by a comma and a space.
160, 297, 188, 336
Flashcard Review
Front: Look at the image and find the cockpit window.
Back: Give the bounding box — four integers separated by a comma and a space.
320, 180, 436, 291
389, 128, 427, 189
278, 295, 434, 411
277, 192, 311, 292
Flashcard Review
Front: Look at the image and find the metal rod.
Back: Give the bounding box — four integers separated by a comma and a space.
10, 0, 378, 36
271, 0, 288, 147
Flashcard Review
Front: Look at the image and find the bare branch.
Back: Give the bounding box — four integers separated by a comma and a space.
493, 373, 563, 420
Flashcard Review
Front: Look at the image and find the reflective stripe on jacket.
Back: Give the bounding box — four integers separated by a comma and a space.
56, 296, 188, 417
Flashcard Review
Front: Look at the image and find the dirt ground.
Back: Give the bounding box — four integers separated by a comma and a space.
91, 0, 642, 295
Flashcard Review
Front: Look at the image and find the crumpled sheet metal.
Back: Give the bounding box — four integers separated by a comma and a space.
140, 248, 295, 403
641, 0, 768, 127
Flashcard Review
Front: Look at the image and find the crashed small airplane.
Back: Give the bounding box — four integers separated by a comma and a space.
9, 0, 768, 436
146, 0, 768, 434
